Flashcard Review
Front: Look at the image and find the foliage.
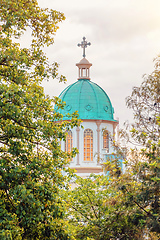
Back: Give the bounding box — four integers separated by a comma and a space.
121, 59, 160, 146
0, 0, 79, 239
118, 59, 160, 237
66, 175, 143, 240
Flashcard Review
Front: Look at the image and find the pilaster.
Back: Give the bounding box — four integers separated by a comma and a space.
76, 126, 80, 165
96, 120, 102, 165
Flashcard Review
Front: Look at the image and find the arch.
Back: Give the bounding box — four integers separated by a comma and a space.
65, 130, 73, 160
84, 129, 93, 161
103, 130, 109, 153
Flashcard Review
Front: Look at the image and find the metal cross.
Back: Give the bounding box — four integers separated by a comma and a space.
77, 37, 91, 58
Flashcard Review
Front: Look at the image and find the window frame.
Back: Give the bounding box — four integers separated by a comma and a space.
65, 130, 73, 161
84, 128, 93, 161
103, 130, 109, 153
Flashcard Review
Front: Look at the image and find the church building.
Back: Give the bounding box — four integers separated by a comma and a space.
58, 37, 118, 177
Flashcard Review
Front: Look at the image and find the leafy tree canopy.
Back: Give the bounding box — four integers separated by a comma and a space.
66, 175, 142, 240
0, 0, 79, 239
121, 59, 160, 146
118, 59, 160, 237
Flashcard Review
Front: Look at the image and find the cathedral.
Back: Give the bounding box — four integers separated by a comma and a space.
57, 37, 118, 177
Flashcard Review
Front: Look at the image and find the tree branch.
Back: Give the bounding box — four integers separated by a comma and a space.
86, 190, 98, 219
4, 189, 16, 210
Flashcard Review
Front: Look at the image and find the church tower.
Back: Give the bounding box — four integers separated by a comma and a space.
58, 37, 118, 177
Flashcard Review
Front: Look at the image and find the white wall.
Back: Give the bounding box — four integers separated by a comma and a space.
69, 120, 116, 172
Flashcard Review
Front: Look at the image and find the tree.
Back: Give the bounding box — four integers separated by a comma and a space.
66, 175, 144, 240
0, 1, 79, 239
118, 59, 160, 237
121, 59, 160, 146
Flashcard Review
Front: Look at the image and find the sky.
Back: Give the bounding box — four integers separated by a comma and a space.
34, 0, 160, 128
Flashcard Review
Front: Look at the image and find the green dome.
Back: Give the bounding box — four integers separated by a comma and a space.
57, 79, 116, 121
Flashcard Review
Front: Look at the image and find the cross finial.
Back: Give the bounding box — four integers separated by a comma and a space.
77, 37, 91, 58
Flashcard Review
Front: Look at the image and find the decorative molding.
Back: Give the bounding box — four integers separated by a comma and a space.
55, 119, 119, 127
81, 119, 119, 126
85, 104, 92, 111
103, 105, 108, 112
72, 167, 103, 173
66, 105, 72, 111
96, 120, 101, 132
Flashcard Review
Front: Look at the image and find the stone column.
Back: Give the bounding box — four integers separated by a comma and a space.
76, 126, 80, 165
96, 120, 102, 165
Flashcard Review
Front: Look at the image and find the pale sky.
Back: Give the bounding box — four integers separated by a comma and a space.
34, 0, 160, 127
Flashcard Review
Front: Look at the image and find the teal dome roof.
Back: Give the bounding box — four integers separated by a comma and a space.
57, 79, 116, 121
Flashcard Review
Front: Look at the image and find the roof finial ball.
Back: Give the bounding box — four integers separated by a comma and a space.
77, 37, 91, 58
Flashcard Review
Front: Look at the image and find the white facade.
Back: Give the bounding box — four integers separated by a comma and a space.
61, 119, 118, 177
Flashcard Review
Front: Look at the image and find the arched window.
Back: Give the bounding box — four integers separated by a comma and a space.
65, 130, 73, 160
84, 129, 93, 161
103, 130, 109, 153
